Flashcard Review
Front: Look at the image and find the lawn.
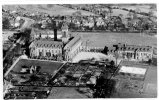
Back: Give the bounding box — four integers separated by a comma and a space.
143, 66, 157, 95
72, 32, 157, 48
48, 87, 87, 99
11, 59, 64, 74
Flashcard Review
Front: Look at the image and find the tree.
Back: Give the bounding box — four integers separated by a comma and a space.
110, 60, 115, 67
147, 59, 152, 65
119, 14, 123, 19
103, 46, 108, 55
3, 17, 10, 29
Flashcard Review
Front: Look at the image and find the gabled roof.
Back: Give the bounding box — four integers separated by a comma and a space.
64, 35, 81, 49
30, 39, 63, 48
118, 44, 152, 52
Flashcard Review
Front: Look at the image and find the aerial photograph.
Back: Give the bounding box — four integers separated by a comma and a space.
3, 4, 157, 99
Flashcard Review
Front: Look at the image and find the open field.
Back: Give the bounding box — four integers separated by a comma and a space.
118, 4, 156, 14
48, 87, 87, 99
11, 59, 64, 74
72, 32, 157, 48
112, 64, 157, 98
112, 9, 143, 17
143, 66, 157, 95
3, 5, 96, 16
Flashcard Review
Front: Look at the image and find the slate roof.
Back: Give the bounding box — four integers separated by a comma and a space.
118, 44, 152, 52
30, 39, 63, 48
64, 35, 81, 49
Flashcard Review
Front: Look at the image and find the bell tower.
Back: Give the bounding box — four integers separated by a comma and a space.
61, 22, 69, 43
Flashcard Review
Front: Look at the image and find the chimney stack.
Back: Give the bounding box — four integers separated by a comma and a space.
54, 28, 57, 41
53, 20, 58, 41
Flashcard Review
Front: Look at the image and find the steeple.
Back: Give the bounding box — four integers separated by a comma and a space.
61, 22, 70, 43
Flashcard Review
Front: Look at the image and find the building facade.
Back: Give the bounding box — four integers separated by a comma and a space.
29, 39, 63, 60
64, 35, 82, 61
104, 43, 153, 61
30, 28, 62, 41
117, 44, 153, 61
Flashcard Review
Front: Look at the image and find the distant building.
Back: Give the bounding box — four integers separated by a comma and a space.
104, 43, 153, 61
117, 44, 153, 61
30, 28, 62, 41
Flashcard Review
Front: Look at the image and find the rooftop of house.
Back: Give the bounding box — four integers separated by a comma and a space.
30, 39, 63, 48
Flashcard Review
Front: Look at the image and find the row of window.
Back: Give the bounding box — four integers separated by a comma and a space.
37, 49, 62, 54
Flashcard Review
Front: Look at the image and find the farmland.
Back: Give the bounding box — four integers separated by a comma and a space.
3, 4, 96, 16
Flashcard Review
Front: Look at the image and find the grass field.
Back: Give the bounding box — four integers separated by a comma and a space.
11, 59, 64, 74
3, 5, 96, 16
112, 9, 143, 17
72, 32, 157, 48
48, 87, 87, 99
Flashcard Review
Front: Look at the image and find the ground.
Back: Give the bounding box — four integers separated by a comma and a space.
3, 31, 17, 43
112, 65, 157, 98
10, 59, 64, 74
72, 52, 122, 65
143, 66, 157, 96
72, 32, 157, 48
48, 87, 87, 99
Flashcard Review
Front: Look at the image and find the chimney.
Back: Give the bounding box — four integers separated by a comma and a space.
53, 20, 58, 41
54, 28, 57, 41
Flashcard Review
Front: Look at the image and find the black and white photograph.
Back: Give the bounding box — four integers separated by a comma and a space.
2, 2, 157, 99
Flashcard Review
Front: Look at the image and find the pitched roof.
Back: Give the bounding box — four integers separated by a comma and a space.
64, 35, 81, 49
118, 44, 152, 52
30, 39, 63, 48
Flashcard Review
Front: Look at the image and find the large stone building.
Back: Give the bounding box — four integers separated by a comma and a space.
30, 28, 62, 41
104, 43, 153, 61
117, 44, 153, 61
29, 22, 82, 62
29, 39, 63, 60
64, 35, 82, 61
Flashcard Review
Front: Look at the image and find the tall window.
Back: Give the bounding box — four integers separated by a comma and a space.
46, 52, 51, 57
